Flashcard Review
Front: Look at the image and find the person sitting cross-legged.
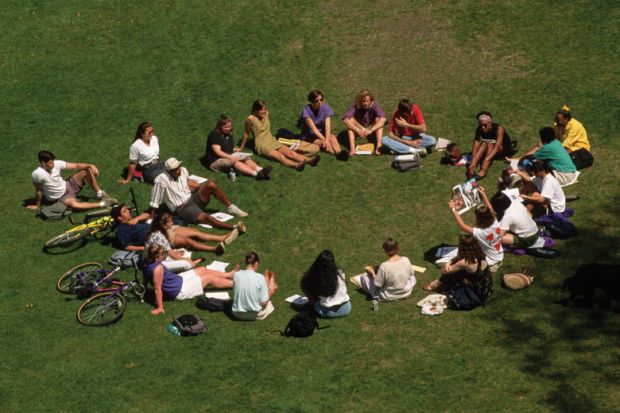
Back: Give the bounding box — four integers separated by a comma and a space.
381, 98, 437, 156
27, 150, 116, 212
231, 251, 278, 321
342, 89, 386, 156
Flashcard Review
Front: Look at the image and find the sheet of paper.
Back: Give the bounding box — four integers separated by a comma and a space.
436, 246, 458, 258
395, 154, 417, 161
231, 152, 253, 160
285, 294, 309, 305
349, 274, 364, 288
204, 291, 230, 299
435, 137, 451, 151
188, 175, 208, 184
412, 265, 426, 273
199, 223, 213, 229
211, 212, 234, 222
206, 260, 229, 272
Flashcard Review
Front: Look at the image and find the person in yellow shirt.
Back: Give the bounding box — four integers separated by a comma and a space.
553, 105, 593, 169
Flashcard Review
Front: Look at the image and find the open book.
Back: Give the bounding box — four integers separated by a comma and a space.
435, 137, 451, 151
188, 175, 208, 184
451, 179, 481, 215
285, 294, 309, 306
355, 143, 374, 155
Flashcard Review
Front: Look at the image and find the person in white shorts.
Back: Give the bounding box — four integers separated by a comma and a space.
232, 251, 278, 321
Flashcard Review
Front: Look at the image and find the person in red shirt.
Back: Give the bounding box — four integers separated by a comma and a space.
381, 99, 437, 155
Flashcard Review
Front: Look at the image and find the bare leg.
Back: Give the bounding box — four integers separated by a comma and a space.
181, 236, 218, 252
267, 148, 303, 168
374, 128, 384, 154
196, 267, 234, 289
198, 179, 232, 207
325, 134, 341, 154
279, 145, 309, 163
233, 160, 258, 176
347, 129, 357, 156
501, 233, 515, 246
175, 226, 226, 242
63, 197, 102, 211
468, 140, 483, 177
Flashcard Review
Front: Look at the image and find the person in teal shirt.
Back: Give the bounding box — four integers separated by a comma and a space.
518, 127, 577, 186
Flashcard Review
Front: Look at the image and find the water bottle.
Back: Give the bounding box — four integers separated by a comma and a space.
228, 169, 237, 182
372, 299, 379, 312
167, 323, 181, 336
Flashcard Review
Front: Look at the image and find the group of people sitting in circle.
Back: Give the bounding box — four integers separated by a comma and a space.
28, 94, 591, 321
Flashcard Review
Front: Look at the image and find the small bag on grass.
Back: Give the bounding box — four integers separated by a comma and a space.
172, 314, 207, 336
282, 310, 320, 338
39, 201, 72, 220
391, 153, 422, 172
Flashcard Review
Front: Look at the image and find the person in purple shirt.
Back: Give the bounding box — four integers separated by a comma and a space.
297, 90, 349, 161
342, 89, 386, 156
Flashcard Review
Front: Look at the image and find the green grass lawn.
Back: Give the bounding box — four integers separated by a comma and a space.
1, 1, 619, 411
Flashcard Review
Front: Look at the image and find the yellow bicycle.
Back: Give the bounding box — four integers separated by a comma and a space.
43, 210, 115, 251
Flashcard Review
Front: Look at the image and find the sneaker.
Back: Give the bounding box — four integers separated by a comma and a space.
227, 204, 248, 217
98, 190, 117, 204
224, 228, 239, 245
295, 161, 305, 172
414, 147, 427, 158
255, 165, 273, 180
308, 155, 321, 167
336, 150, 349, 161
215, 243, 225, 256
235, 221, 246, 234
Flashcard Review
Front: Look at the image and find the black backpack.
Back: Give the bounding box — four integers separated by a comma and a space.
447, 285, 483, 311
172, 314, 207, 336
282, 311, 320, 338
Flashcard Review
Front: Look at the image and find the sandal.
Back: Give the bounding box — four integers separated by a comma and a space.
423, 280, 441, 291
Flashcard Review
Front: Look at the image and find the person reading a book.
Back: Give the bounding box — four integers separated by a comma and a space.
143, 244, 236, 315
423, 234, 492, 302
118, 122, 166, 185
553, 105, 593, 170
300, 250, 351, 318
381, 98, 437, 156
239, 99, 320, 171
449, 193, 504, 273
297, 90, 349, 161
232, 251, 278, 321
201, 114, 272, 180
468, 111, 513, 180
342, 89, 386, 156
358, 239, 417, 301
511, 160, 566, 215
149, 157, 247, 230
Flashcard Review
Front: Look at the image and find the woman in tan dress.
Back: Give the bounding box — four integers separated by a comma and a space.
239, 99, 320, 171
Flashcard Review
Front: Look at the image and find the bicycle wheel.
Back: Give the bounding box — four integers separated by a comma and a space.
44, 227, 91, 250
77, 292, 126, 326
56, 262, 103, 294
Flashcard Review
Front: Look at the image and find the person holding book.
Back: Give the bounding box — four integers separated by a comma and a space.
239, 99, 320, 171
553, 105, 593, 170
423, 234, 492, 302
231, 251, 278, 321
342, 89, 386, 156
468, 111, 513, 180
358, 239, 416, 301
201, 114, 272, 180
381, 98, 437, 155
448, 192, 504, 273
144, 244, 236, 315
297, 90, 349, 161
118, 121, 166, 185
512, 160, 566, 215
300, 250, 351, 318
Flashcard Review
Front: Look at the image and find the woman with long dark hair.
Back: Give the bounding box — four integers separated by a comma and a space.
300, 250, 351, 318
119, 121, 166, 184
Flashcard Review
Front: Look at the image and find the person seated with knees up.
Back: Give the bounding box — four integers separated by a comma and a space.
423, 234, 493, 302
468, 112, 513, 180
150, 157, 247, 231
300, 250, 351, 318
359, 239, 417, 301
202, 114, 272, 180
118, 122, 166, 185
27, 150, 116, 212
553, 105, 593, 170
342, 89, 386, 156
448, 190, 504, 273
382, 98, 437, 156
143, 244, 236, 315
512, 160, 566, 215
516, 127, 577, 186
239, 99, 320, 171
297, 90, 349, 161
231, 251, 278, 321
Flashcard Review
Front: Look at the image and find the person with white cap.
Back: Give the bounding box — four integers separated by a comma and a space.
149, 157, 248, 230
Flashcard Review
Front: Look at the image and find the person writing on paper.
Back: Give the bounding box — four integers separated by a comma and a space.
468, 111, 513, 179
300, 250, 351, 318
553, 105, 593, 170
150, 157, 247, 230
512, 160, 566, 215
342, 89, 386, 156
297, 90, 349, 161
202, 114, 272, 180
423, 234, 492, 302
231, 251, 278, 321
239, 99, 320, 171
144, 244, 235, 315
118, 122, 166, 185
382, 98, 437, 155
359, 239, 416, 301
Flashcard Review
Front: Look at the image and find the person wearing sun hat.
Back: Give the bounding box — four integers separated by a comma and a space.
149, 157, 248, 231
553, 105, 593, 169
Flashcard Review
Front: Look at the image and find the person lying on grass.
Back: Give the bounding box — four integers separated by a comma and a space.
149, 157, 248, 230
359, 238, 417, 301
300, 250, 351, 319
423, 234, 492, 303
28, 150, 116, 212
342, 89, 386, 156
202, 114, 272, 180
239, 99, 320, 171
297, 89, 349, 161
510, 160, 566, 215
448, 190, 504, 273
144, 244, 235, 315
118, 121, 166, 185
231, 251, 278, 321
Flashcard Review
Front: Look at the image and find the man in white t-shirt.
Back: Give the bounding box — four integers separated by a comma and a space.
27, 150, 116, 211
513, 160, 566, 214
